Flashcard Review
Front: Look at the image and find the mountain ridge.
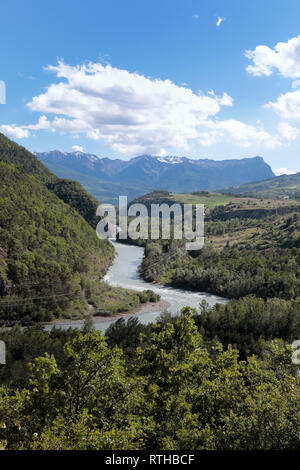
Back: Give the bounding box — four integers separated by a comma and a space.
36, 151, 275, 203
220, 171, 300, 199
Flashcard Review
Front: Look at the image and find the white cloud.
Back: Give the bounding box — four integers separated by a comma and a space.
216, 17, 225, 27
203, 119, 282, 149
246, 35, 300, 128
217, 92, 233, 106
273, 168, 296, 176
292, 79, 300, 89
1, 60, 298, 153
26, 60, 236, 154
26, 115, 51, 130
277, 121, 299, 140
192, 14, 199, 19
265, 89, 300, 120
246, 34, 300, 78
0, 124, 29, 139
0, 115, 51, 140
72, 145, 84, 152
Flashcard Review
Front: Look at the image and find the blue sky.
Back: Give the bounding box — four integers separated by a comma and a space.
1, 0, 300, 173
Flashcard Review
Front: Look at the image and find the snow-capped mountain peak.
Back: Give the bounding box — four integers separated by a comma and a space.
155, 156, 184, 164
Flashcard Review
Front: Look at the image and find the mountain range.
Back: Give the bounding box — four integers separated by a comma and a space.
35, 151, 275, 203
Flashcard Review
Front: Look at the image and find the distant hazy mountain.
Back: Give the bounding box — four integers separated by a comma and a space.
35, 151, 275, 203
220, 172, 300, 200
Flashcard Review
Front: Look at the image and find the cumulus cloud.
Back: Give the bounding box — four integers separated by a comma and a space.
26, 60, 236, 154
26, 115, 51, 130
72, 145, 84, 152
207, 89, 232, 106
0, 124, 30, 139
1, 60, 297, 152
246, 34, 300, 78
277, 121, 299, 140
265, 89, 300, 120
273, 168, 296, 176
246, 35, 300, 133
199, 119, 282, 149
0, 115, 51, 140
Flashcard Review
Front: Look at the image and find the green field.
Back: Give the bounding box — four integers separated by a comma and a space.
171, 192, 235, 208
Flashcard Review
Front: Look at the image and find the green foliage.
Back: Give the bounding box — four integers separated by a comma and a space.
0, 133, 54, 183
195, 296, 300, 358
29, 412, 144, 450
140, 214, 300, 300
0, 161, 114, 324
0, 324, 77, 387
87, 282, 160, 316
0, 331, 145, 450
46, 179, 100, 228
1, 310, 299, 450
1, 134, 300, 450
106, 317, 151, 360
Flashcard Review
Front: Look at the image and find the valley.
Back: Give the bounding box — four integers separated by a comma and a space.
2, 0, 300, 452
1, 135, 300, 451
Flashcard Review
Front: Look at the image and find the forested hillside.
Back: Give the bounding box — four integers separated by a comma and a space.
46, 179, 100, 228
0, 134, 158, 324
0, 134, 101, 228
221, 172, 300, 199
0, 161, 114, 324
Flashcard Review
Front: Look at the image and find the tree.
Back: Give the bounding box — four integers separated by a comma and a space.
82, 314, 95, 334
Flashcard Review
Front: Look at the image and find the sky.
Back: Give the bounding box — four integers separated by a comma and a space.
1, 0, 300, 174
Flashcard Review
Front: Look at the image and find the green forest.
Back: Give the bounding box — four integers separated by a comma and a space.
0, 310, 299, 450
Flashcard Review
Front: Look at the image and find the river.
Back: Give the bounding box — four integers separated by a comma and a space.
46, 241, 227, 333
